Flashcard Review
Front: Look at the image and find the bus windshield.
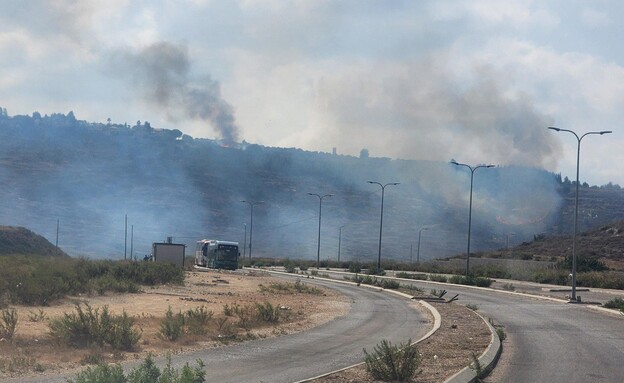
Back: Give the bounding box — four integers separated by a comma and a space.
217, 244, 238, 260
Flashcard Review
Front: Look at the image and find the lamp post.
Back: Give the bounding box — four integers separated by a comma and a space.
368, 181, 400, 271
338, 225, 345, 262
548, 127, 612, 302
241, 200, 264, 259
243, 223, 247, 258
451, 160, 495, 276
417, 227, 429, 264
308, 193, 334, 268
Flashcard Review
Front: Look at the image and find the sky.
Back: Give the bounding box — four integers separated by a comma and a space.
1, 0, 623, 186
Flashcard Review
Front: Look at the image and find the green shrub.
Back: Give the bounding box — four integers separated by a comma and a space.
185, 306, 213, 335
429, 274, 448, 283
49, 303, 140, 350
395, 272, 428, 280
0, 308, 18, 340
474, 277, 493, 287
67, 362, 126, 383
256, 302, 280, 323
258, 280, 322, 295
365, 265, 386, 276
448, 275, 493, 287
28, 309, 47, 322
348, 263, 362, 273
68, 353, 206, 383
108, 311, 141, 351
159, 306, 185, 341
0, 256, 183, 306
49, 303, 107, 347
363, 339, 419, 382
233, 304, 256, 330
604, 297, 624, 311
380, 279, 400, 289
532, 270, 569, 285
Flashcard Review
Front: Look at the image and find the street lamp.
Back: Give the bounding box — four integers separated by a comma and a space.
308, 193, 334, 268
548, 126, 612, 302
368, 181, 400, 271
241, 200, 264, 259
451, 160, 495, 276
338, 225, 345, 263
417, 227, 429, 264
243, 223, 247, 258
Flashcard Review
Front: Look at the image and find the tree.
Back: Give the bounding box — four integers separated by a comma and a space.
359, 148, 369, 159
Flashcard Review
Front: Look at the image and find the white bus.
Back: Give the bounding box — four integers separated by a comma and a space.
195, 239, 239, 270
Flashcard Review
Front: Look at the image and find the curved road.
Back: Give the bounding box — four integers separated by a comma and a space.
14, 275, 430, 383
321, 270, 624, 383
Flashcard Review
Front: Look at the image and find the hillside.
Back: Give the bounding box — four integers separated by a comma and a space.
0, 226, 68, 257
0, 110, 622, 262
475, 221, 624, 271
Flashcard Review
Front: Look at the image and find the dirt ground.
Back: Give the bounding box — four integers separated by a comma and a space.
0, 269, 494, 382
0, 269, 349, 378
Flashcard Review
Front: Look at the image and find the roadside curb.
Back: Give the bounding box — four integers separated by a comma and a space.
255, 269, 443, 383
443, 311, 502, 383
257, 268, 499, 383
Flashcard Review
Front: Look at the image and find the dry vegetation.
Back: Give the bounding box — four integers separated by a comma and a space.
0, 269, 349, 379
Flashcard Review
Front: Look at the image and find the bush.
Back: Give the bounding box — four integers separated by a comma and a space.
67, 363, 126, 383
256, 302, 280, 323
395, 272, 428, 280
0, 308, 18, 340
159, 307, 185, 341
185, 306, 213, 335
604, 297, 624, 311
348, 263, 362, 273
0, 256, 183, 306
380, 279, 400, 290
68, 353, 206, 383
108, 311, 142, 351
363, 339, 419, 382
428, 274, 448, 283
50, 303, 141, 351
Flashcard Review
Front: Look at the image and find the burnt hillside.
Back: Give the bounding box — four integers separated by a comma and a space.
0, 110, 622, 261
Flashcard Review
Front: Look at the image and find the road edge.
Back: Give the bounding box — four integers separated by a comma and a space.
443, 310, 502, 383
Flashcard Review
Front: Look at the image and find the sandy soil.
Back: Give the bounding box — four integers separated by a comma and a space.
0, 269, 349, 378
0, 269, 495, 382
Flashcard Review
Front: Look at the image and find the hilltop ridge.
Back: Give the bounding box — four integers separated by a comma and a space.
0, 109, 623, 261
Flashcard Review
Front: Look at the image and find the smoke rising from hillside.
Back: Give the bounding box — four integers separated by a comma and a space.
109, 41, 239, 144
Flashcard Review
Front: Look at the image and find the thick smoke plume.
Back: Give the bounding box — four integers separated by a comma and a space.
109, 41, 239, 144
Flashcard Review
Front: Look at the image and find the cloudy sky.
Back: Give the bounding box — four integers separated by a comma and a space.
1, 0, 623, 186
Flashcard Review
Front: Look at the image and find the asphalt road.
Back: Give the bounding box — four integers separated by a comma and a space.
12, 275, 430, 383
321, 270, 624, 383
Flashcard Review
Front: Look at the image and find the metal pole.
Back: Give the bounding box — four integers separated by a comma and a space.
548, 127, 611, 302
130, 224, 134, 261
417, 227, 428, 264
410, 244, 413, 264
450, 161, 495, 276
55, 219, 59, 248
338, 225, 344, 262
308, 193, 333, 268
241, 200, 264, 260
368, 181, 399, 271
243, 223, 247, 258
467, 169, 474, 276
249, 205, 254, 259
124, 214, 127, 260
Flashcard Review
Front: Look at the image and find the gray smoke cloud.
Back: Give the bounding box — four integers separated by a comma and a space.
314, 60, 561, 171
109, 41, 239, 144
